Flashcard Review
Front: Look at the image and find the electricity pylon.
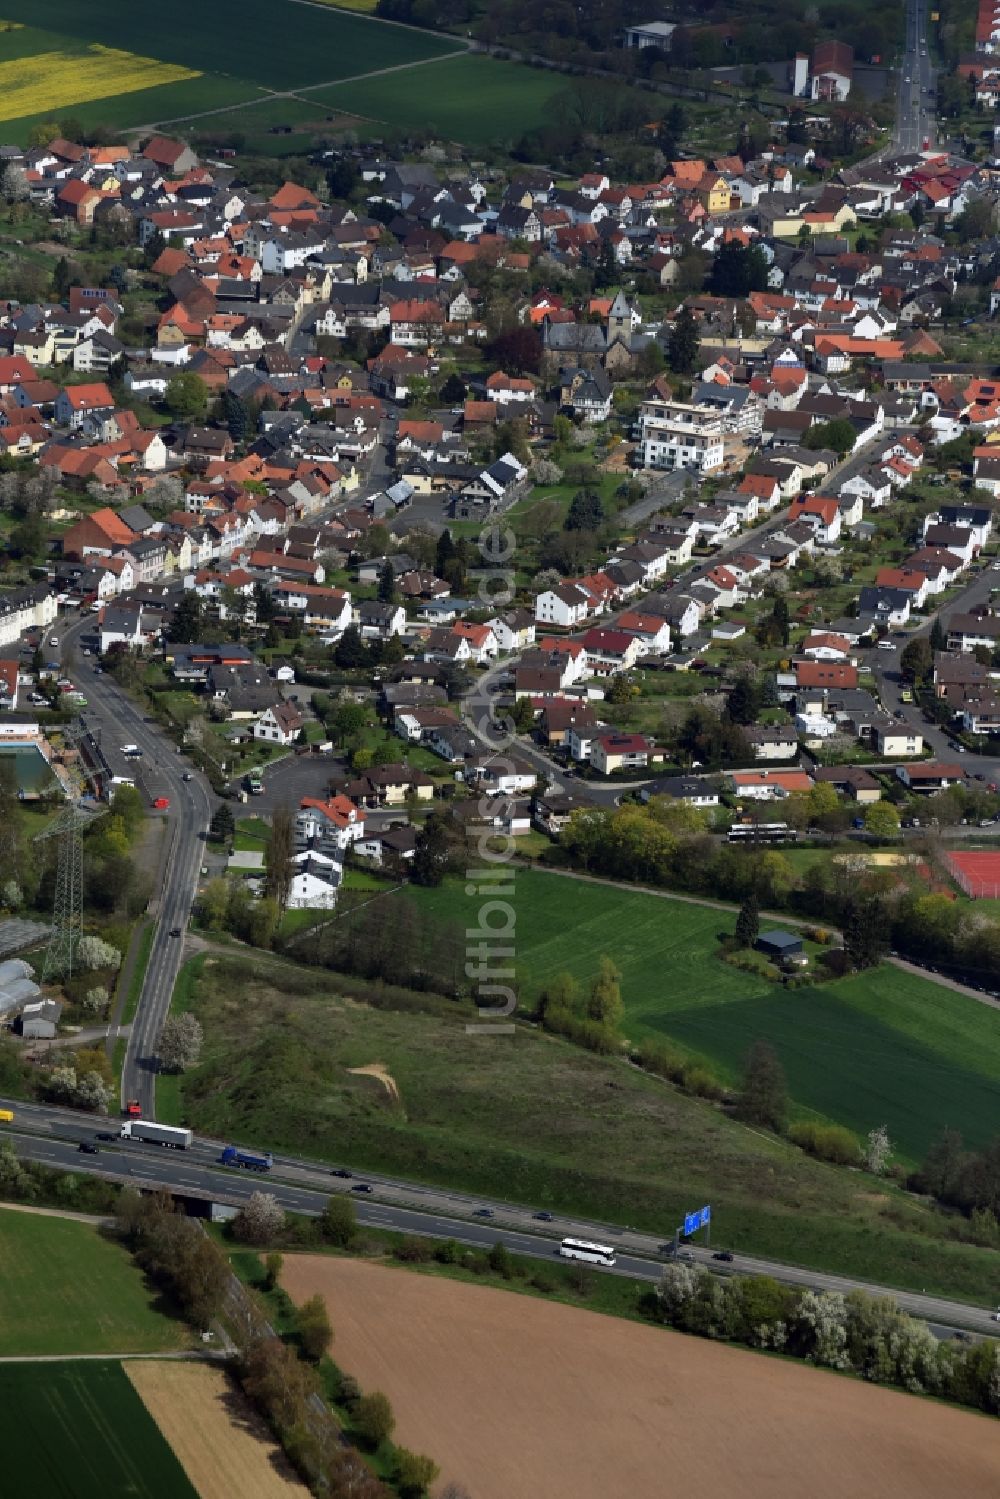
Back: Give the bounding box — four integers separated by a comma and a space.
36, 798, 105, 982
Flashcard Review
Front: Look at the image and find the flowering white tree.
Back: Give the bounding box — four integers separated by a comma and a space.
657, 1261, 699, 1323
890, 1317, 946, 1395
76, 935, 122, 972
794, 1290, 849, 1368
158, 1014, 203, 1072
865, 1124, 893, 1176
82, 986, 110, 1019
232, 1192, 285, 1246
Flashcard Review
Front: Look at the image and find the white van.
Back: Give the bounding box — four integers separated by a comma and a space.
877, 640, 896, 651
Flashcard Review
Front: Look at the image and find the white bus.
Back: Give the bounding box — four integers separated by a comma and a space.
558, 1237, 616, 1267
728, 822, 797, 844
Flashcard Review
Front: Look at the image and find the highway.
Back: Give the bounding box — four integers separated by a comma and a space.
3, 1098, 997, 1339
897, 0, 936, 153
59, 611, 215, 1115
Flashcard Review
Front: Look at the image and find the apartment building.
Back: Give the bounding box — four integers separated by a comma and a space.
637, 397, 725, 474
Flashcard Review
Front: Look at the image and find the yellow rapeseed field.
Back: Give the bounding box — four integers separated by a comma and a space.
0, 44, 200, 122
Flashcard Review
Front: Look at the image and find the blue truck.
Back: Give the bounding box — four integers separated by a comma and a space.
220, 1144, 273, 1171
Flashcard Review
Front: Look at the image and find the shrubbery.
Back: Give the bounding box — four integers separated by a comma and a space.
788, 1120, 862, 1166
655, 1264, 1000, 1412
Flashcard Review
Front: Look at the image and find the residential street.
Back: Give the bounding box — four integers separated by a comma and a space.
60, 611, 215, 1115
897, 0, 936, 153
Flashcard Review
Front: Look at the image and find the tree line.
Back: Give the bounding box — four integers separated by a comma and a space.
559, 797, 1000, 983
653, 1262, 1000, 1416
114, 1187, 442, 1498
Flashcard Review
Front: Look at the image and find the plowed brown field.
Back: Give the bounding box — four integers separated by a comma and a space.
282, 1257, 1000, 1499
126, 1362, 308, 1499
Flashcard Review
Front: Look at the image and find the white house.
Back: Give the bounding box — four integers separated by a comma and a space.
253, 701, 304, 746
535, 583, 591, 629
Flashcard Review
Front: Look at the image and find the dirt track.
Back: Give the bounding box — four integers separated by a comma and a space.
126, 1362, 308, 1498
282, 1256, 1000, 1499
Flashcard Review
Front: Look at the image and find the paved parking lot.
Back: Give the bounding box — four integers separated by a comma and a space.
235, 753, 342, 817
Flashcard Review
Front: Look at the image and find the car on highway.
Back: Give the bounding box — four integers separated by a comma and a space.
95, 1132, 115, 1142
78, 1142, 99, 1154
182, 772, 193, 781
352, 1182, 374, 1194
48, 636, 58, 646
712, 1249, 734, 1262
474, 1207, 495, 1218
169, 927, 182, 938
331, 1167, 353, 1178
533, 1211, 553, 1222
992, 1310, 1000, 1323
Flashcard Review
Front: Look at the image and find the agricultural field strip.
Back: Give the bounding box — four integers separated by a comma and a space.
126, 1361, 310, 1498
138, 49, 475, 131
0, 0, 463, 89
0, 43, 199, 124
0, 1206, 190, 1357
283, 1257, 1000, 1499
0, 1360, 198, 1499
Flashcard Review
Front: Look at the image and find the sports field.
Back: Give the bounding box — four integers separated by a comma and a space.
0, 0, 461, 139
0, 1361, 197, 1499
284, 1257, 1000, 1499
0, 1206, 190, 1355
946, 847, 1000, 898
402, 870, 1000, 1160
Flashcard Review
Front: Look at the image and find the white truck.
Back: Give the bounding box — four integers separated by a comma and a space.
120, 1120, 193, 1149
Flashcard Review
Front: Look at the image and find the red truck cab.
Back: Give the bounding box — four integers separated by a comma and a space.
125, 1099, 142, 1117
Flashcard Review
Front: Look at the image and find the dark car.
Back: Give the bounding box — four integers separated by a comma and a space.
712, 1250, 734, 1262
474, 1207, 495, 1218
169, 927, 182, 937
352, 1183, 374, 1194
78, 1142, 99, 1154
182, 772, 193, 782
95, 1132, 115, 1142
533, 1211, 553, 1222
331, 1168, 353, 1179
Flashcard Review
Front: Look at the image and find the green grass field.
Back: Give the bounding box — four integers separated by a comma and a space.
311, 53, 598, 147
400, 870, 1000, 1163
168, 950, 1000, 1302
0, 1208, 190, 1356
0, 1361, 197, 1499
0, 0, 461, 139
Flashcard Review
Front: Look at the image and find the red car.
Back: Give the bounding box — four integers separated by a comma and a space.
125, 1099, 141, 1117
152, 797, 170, 810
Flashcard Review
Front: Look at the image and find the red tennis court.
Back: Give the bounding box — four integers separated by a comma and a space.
945, 850, 1000, 898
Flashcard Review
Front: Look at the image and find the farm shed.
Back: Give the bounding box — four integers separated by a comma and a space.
756, 930, 804, 960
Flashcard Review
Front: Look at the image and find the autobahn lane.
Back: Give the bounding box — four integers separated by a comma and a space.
3, 1110, 997, 1338
61, 612, 215, 1115
4, 1129, 662, 1282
